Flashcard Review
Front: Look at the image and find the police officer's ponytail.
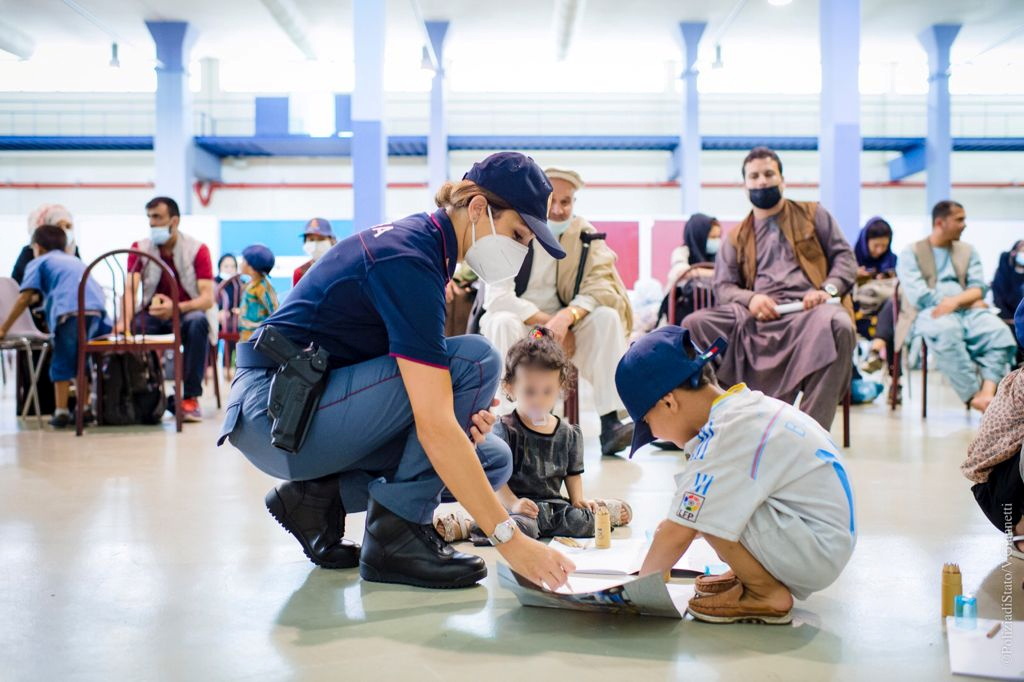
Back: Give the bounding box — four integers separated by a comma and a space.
434, 180, 513, 213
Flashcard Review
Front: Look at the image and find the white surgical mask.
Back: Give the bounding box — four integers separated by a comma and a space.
64, 229, 76, 252
150, 226, 172, 246
1014, 251, 1024, 269
303, 240, 332, 261
464, 206, 529, 285
547, 217, 571, 236
705, 238, 721, 255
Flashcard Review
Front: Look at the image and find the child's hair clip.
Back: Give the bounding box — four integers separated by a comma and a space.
529, 327, 546, 340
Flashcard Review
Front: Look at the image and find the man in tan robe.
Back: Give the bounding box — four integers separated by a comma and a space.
686, 147, 857, 430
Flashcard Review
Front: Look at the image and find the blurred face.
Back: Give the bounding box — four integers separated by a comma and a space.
935, 206, 967, 242
708, 222, 722, 240
867, 236, 891, 260
506, 365, 562, 417
303, 234, 333, 244
547, 178, 576, 222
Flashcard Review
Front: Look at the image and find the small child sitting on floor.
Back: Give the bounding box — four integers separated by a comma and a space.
238, 244, 278, 342
0, 225, 109, 428
436, 327, 631, 543
616, 326, 857, 624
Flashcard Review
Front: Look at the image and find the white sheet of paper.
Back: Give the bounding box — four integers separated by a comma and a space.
550, 536, 722, 577
946, 617, 1024, 680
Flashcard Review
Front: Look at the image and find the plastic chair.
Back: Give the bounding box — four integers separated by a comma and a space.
0, 277, 50, 424
76, 249, 184, 435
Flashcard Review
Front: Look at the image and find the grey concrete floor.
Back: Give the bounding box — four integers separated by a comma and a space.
1, 370, 1021, 681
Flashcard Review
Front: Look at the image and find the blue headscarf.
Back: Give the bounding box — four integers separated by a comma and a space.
854, 216, 897, 274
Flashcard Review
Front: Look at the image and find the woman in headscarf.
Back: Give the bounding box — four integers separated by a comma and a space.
665, 213, 721, 289
853, 217, 898, 373
13, 204, 80, 284
854, 216, 897, 281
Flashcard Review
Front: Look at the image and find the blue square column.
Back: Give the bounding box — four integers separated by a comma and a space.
819, 0, 861, 244
426, 20, 449, 190
352, 0, 387, 228
146, 21, 197, 212
677, 22, 705, 216
918, 24, 961, 212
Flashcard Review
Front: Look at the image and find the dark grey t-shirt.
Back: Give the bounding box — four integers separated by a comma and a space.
493, 411, 585, 501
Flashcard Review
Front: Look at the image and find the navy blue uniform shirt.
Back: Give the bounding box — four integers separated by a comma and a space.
263, 209, 458, 369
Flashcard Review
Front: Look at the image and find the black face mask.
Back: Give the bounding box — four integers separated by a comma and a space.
748, 185, 782, 210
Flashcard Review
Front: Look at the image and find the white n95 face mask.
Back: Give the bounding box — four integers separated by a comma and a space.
303, 240, 332, 261
464, 206, 529, 285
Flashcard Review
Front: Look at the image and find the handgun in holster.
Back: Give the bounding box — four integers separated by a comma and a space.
253, 325, 330, 454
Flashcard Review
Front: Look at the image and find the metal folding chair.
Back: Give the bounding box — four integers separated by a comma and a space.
76, 249, 184, 435
0, 277, 50, 425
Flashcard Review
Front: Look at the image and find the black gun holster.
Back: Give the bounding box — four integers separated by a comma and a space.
251, 325, 330, 454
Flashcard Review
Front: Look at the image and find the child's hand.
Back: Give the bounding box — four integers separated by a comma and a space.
573, 499, 600, 514
468, 399, 499, 445
511, 498, 539, 518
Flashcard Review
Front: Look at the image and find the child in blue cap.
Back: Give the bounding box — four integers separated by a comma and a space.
963, 298, 1024, 560
239, 244, 278, 341
615, 326, 857, 624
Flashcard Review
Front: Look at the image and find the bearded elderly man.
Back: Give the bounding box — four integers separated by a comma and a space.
685, 147, 857, 430
474, 167, 635, 456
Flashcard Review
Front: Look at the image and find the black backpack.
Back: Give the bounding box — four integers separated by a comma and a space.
657, 277, 715, 326
99, 352, 167, 425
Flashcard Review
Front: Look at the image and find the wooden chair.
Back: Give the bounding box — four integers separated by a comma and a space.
0, 277, 50, 425
75, 249, 184, 435
667, 262, 716, 325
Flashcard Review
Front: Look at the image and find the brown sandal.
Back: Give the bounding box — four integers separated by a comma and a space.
694, 571, 739, 596
687, 583, 793, 625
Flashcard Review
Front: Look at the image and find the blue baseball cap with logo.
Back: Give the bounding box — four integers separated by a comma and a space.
615, 326, 728, 457
463, 152, 565, 259
301, 218, 334, 238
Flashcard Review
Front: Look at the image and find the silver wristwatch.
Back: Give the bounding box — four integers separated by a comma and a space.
488, 518, 517, 546
823, 283, 839, 297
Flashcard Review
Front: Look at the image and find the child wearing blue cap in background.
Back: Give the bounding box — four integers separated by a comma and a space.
238, 244, 278, 341
963, 298, 1024, 560
615, 326, 857, 624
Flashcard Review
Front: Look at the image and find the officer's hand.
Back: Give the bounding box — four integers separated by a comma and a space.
748, 294, 779, 321
469, 399, 498, 445
497, 532, 576, 590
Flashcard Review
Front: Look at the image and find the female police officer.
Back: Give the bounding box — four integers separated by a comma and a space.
218, 152, 576, 590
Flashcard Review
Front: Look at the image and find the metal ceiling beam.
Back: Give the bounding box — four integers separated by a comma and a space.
553, 0, 585, 61
0, 19, 34, 60
259, 0, 318, 60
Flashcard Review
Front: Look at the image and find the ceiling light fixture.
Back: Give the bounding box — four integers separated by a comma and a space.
767, 0, 792, 6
